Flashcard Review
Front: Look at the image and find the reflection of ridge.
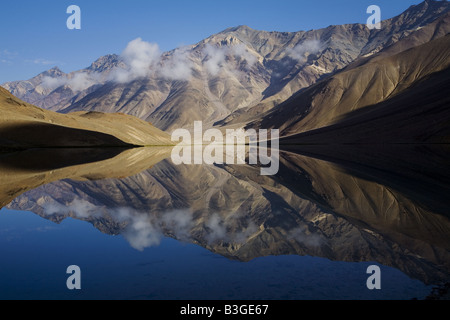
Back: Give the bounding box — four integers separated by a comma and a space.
0, 147, 172, 208
274, 147, 450, 248
8, 148, 450, 285
0, 148, 126, 171
278, 144, 450, 217
269, 149, 450, 284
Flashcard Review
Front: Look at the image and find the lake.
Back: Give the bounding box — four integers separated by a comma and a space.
0, 145, 449, 300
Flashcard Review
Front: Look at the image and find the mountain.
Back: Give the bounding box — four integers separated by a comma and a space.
0, 86, 172, 150
2, 55, 125, 112
3, 0, 449, 132
257, 32, 450, 143
220, 1, 450, 128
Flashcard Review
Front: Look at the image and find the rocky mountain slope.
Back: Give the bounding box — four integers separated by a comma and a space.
3, 0, 449, 132
2, 55, 125, 111
257, 32, 450, 143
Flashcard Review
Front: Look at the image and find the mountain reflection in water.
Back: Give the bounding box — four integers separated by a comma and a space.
1, 144, 449, 293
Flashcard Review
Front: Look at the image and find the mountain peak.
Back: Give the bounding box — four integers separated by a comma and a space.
384, 0, 450, 32
88, 54, 123, 72
40, 66, 65, 78
417, 0, 449, 9
220, 25, 261, 37
227, 25, 254, 32
404, 0, 450, 17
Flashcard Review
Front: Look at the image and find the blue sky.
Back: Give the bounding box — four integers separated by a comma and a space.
0, 0, 424, 83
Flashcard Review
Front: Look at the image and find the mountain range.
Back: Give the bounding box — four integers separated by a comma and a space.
262, 31, 450, 143
3, 0, 450, 137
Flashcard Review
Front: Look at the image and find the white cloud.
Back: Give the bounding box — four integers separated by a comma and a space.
41, 72, 99, 92
41, 199, 104, 219
288, 226, 324, 247
203, 211, 260, 245
27, 58, 60, 65
108, 68, 131, 83
109, 38, 161, 83
109, 38, 196, 83
287, 39, 322, 62
116, 209, 163, 251
42, 76, 65, 89
68, 72, 97, 91
122, 38, 161, 77
202, 43, 259, 77
1, 49, 16, 56
110, 207, 262, 249
203, 44, 228, 76
38, 198, 286, 252
160, 209, 194, 241
159, 47, 194, 81
0, 49, 17, 65
33, 38, 261, 89
111, 207, 194, 251
232, 43, 257, 68
233, 220, 258, 244
205, 213, 228, 243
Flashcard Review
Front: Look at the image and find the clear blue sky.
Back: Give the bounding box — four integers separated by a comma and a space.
0, 0, 424, 83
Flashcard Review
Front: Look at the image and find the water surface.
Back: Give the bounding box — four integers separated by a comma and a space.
0, 145, 448, 300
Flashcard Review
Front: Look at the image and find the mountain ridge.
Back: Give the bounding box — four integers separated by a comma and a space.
256, 31, 450, 141
0, 86, 173, 150
3, 0, 449, 133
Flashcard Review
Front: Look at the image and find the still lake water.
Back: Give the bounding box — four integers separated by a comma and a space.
0, 145, 448, 300
0, 209, 432, 300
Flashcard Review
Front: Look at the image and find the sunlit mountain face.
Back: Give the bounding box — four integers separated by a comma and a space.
4, 1, 450, 133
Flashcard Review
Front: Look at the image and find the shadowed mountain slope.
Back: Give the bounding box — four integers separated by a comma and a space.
256, 33, 450, 142
0, 87, 172, 150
